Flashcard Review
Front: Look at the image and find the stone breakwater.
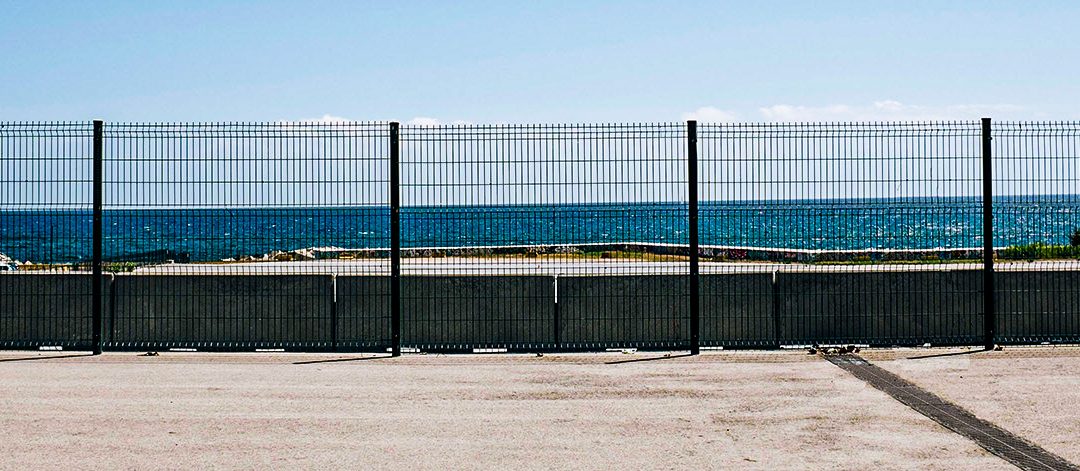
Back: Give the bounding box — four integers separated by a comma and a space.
0, 244, 997, 271
0, 252, 14, 270
235, 243, 990, 264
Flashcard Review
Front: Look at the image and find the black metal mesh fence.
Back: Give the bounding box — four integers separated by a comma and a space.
399, 124, 688, 351
993, 122, 1080, 344
1, 119, 1079, 353
0, 122, 95, 349
698, 122, 985, 347
100, 122, 390, 351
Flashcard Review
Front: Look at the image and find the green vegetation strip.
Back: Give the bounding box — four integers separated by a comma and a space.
999, 243, 1080, 261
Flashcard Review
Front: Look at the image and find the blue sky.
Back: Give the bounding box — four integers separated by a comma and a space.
1, 1, 1078, 123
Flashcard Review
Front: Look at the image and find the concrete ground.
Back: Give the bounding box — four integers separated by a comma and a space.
870, 346, 1080, 465
0, 350, 1072, 470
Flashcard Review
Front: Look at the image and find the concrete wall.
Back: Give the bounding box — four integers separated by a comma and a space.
558, 275, 687, 348
335, 276, 390, 349
776, 271, 983, 346
997, 271, 1080, 343
5, 270, 1079, 351
0, 274, 95, 348
110, 275, 334, 348
700, 273, 776, 347
401, 276, 554, 349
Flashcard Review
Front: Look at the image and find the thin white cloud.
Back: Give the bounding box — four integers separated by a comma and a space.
278, 115, 475, 125
406, 117, 474, 126
277, 114, 354, 124
313, 114, 352, 122
407, 116, 442, 126
757, 101, 1025, 122
681, 106, 738, 123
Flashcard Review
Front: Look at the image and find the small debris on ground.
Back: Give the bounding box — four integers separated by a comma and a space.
813, 345, 860, 355
141, 352, 159, 357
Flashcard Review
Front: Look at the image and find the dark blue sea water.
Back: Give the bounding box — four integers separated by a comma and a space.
2, 197, 1078, 263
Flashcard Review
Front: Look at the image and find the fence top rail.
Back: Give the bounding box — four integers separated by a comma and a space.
0, 121, 97, 126
697, 121, 984, 138
400, 122, 683, 128
992, 121, 1080, 134
3, 119, 1078, 128
3, 120, 1079, 141
0, 121, 96, 137
399, 124, 687, 143
100, 121, 390, 138
105, 120, 389, 127
698, 120, 982, 127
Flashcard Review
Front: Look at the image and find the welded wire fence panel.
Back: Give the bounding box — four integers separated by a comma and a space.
400, 124, 688, 351
101, 122, 390, 351
698, 122, 984, 347
0, 122, 95, 349
7, 118, 1080, 353
993, 122, 1080, 344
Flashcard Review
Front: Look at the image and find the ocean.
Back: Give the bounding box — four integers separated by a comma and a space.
1, 197, 1078, 263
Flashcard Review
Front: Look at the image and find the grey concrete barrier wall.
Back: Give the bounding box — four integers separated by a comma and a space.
335, 276, 390, 349
700, 273, 776, 347
0, 274, 95, 348
110, 275, 334, 348
401, 276, 555, 349
776, 270, 983, 346
997, 270, 1080, 343
558, 275, 688, 348
7, 270, 1080, 351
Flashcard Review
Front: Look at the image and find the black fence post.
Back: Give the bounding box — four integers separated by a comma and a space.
553, 276, 560, 350
390, 122, 402, 357
92, 119, 104, 355
330, 275, 338, 352
687, 120, 700, 355
981, 117, 995, 350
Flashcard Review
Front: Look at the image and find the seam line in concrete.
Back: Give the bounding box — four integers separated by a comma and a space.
825, 353, 1079, 471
